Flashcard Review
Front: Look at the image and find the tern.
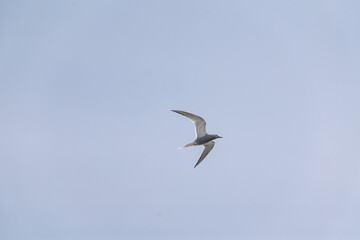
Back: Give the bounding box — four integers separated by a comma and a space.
172, 110, 222, 168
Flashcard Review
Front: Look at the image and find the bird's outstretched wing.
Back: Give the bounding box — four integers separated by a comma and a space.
172, 110, 207, 137
194, 141, 215, 168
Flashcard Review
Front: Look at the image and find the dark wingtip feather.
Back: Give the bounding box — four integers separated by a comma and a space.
194, 161, 201, 168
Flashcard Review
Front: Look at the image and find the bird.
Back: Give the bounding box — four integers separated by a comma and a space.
172, 110, 222, 168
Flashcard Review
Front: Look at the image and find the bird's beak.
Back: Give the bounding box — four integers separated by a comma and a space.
218, 136, 223, 138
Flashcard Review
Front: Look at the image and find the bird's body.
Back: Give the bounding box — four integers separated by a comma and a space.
172, 110, 222, 168
195, 134, 219, 145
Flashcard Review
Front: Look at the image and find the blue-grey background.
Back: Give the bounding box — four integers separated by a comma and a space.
1, 1, 360, 239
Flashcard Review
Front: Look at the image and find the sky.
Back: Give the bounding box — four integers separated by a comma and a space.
1, 0, 360, 239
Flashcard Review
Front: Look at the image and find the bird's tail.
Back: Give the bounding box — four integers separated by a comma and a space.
178, 142, 196, 150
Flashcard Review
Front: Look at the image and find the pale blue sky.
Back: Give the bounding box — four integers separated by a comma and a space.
1, 1, 360, 239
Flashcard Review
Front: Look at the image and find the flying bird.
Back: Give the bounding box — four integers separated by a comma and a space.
172, 110, 222, 168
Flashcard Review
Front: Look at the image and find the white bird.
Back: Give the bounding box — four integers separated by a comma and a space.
172, 110, 222, 168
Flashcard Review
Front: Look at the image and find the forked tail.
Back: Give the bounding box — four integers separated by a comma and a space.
178, 142, 196, 150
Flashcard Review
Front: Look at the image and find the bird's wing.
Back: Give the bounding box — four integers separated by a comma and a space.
172, 110, 207, 137
194, 141, 215, 168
